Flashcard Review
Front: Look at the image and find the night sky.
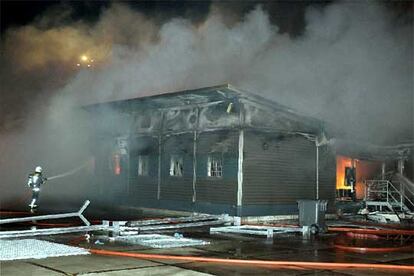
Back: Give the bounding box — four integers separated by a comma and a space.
1, 1, 325, 36
2, 1, 412, 39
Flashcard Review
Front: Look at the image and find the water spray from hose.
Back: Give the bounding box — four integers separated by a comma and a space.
47, 159, 93, 181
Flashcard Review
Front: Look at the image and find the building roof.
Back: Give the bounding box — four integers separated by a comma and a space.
85, 83, 324, 133
333, 139, 413, 161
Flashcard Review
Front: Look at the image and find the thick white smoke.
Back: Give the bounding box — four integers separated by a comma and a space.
57, 2, 412, 144
0, 2, 412, 210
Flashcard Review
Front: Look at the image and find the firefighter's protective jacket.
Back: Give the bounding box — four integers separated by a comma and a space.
27, 173, 46, 190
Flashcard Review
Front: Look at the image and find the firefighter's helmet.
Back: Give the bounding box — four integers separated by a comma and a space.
35, 166, 43, 173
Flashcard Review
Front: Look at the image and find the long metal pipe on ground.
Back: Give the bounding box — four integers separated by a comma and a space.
126, 214, 229, 227
0, 213, 228, 238
0, 225, 107, 239
245, 222, 414, 235
121, 219, 228, 233
0, 200, 91, 226
89, 248, 414, 272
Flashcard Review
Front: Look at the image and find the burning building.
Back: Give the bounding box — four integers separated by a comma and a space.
332, 140, 414, 219
86, 84, 335, 216
335, 155, 382, 200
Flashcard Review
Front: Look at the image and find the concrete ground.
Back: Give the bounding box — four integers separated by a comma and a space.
1, 228, 413, 276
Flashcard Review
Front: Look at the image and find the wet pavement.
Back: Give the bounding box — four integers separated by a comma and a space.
1, 227, 413, 275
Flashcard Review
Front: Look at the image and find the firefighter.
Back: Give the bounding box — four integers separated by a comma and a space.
345, 166, 356, 201
27, 166, 47, 210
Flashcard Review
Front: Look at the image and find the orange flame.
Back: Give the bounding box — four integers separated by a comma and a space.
113, 154, 121, 175
336, 156, 382, 199
336, 155, 353, 190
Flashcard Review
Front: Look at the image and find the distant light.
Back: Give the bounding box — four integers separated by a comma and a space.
76, 63, 80, 67
87, 64, 91, 67
80, 55, 88, 62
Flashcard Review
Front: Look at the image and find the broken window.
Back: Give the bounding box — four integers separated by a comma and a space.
170, 155, 183, 177
207, 155, 223, 177
138, 155, 149, 176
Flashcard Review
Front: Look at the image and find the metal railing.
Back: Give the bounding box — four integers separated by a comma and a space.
364, 180, 414, 213
0, 200, 91, 226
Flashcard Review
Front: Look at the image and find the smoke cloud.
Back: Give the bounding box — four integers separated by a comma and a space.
60, 2, 412, 142
0, 1, 412, 211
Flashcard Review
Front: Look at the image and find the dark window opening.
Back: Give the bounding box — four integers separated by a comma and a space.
170, 155, 183, 177
138, 155, 149, 176
208, 155, 223, 177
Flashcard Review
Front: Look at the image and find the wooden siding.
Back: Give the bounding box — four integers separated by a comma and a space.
128, 136, 159, 203
196, 130, 239, 204
243, 130, 317, 204
317, 145, 336, 211
161, 133, 194, 201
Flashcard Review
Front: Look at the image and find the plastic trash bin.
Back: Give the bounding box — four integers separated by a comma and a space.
297, 199, 328, 233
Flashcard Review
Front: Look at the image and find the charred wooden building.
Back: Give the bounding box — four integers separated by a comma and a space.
87, 84, 336, 216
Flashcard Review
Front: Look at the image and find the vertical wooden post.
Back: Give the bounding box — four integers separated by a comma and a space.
237, 100, 245, 217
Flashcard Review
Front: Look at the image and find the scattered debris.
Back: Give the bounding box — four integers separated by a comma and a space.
119, 214, 231, 236
115, 234, 209, 248
174, 232, 184, 238
85, 233, 91, 243
366, 212, 403, 223
210, 225, 304, 237
126, 214, 231, 227
94, 240, 104, 245
0, 211, 230, 239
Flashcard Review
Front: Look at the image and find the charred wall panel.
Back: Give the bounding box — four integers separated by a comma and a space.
128, 136, 159, 204
318, 145, 336, 211
196, 130, 238, 204
161, 133, 194, 201
243, 130, 316, 204
164, 108, 197, 132
131, 109, 162, 133
243, 102, 318, 133
198, 102, 240, 129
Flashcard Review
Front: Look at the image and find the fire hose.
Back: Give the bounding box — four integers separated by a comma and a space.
240, 223, 414, 254
330, 226, 414, 253
328, 227, 414, 236
89, 248, 414, 272
334, 243, 413, 253
73, 222, 414, 272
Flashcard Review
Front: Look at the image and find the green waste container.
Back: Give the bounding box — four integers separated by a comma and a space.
297, 200, 328, 233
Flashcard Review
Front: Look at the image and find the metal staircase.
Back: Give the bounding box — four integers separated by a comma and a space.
364, 179, 414, 214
